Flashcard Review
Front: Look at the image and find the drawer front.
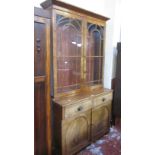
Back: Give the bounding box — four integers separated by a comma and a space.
93, 93, 112, 107
64, 100, 92, 119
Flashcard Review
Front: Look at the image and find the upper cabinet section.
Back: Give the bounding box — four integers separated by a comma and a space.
52, 4, 109, 97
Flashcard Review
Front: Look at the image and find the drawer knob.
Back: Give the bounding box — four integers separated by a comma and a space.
77, 106, 83, 111
102, 98, 106, 102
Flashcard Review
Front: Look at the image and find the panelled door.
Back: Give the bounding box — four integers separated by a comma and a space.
92, 102, 111, 141
61, 110, 91, 155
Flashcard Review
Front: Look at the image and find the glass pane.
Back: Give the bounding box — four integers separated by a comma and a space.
56, 14, 82, 93
87, 23, 104, 57
85, 23, 104, 86
56, 14, 82, 57
85, 57, 103, 85
57, 57, 81, 93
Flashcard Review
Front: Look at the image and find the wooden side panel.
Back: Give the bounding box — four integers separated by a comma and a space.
92, 101, 111, 141
53, 101, 63, 155
34, 14, 52, 155
34, 83, 47, 155
61, 110, 91, 155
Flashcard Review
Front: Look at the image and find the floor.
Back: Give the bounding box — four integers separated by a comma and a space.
77, 119, 121, 155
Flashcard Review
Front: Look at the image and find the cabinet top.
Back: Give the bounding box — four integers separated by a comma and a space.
41, 0, 110, 21
53, 88, 113, 106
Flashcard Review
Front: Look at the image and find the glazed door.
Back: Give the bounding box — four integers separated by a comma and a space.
84, 20, 105, 87
61, 110, 91, 155
34, 15, 51, 155
92, 102, 111, 141
53, 10, 83, 95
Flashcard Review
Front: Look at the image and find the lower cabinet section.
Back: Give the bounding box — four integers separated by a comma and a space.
53, 89, 112, 155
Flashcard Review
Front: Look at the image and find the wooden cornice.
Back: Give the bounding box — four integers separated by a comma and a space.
41, 0, 110, 21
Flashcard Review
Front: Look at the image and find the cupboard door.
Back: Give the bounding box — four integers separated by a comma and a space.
34, 15, 51, 155
85, 22, 105, 86
53, 12, 83, 94
92, 102, 111, 141
61, 110, 91, 155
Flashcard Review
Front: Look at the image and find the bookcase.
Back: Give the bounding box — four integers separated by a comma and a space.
35, 1, 113, 154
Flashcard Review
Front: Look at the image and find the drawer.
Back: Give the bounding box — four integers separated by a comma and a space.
93, 93, 112, 107
64, 100, 92, 119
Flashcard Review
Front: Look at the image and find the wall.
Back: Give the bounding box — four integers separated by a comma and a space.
34, 0, 44, 7
34, 0, 121, 89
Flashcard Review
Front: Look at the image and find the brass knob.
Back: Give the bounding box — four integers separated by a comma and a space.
102, 98, 105, 102
77, 106, 83, 111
